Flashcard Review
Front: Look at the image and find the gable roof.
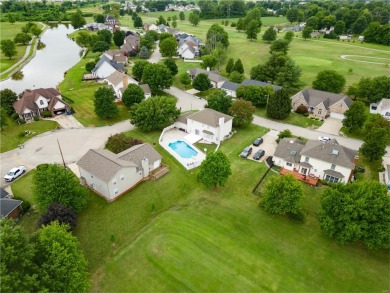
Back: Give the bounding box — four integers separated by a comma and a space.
0, 188, 9, 199
300, 139, 357, 169
221, 81, 240, 91
379, 98, 390, 110
0, 198, 22, 218
139, 84, 151, 94
77, 144, 161, 182
299, 88, 353, 109
93, 55, 125, 73
106, 71, 136, 87
242, 79, 282, 91
274, 138, 306, 163
186, 108, 233, 127
188, 68, 218, 76
182, 45, 195, 55
176, 112, 193, 124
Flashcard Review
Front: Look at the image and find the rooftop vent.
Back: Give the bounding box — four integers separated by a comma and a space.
290, 150, 297, 156
331, 149, 339, 156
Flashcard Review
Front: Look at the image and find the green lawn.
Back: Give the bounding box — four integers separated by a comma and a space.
0, 118, 59, 153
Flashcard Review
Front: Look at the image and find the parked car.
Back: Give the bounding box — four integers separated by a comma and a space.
240, 146, 253, 158
253, 149, 265, 160
4, 165, 27, 182
253, 137, 264, 146
318, 136, 331, 142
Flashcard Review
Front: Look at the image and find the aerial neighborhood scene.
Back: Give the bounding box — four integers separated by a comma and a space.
1, 0, 390, 291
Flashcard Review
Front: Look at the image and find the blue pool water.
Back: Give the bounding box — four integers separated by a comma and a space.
169, 141, 198, 158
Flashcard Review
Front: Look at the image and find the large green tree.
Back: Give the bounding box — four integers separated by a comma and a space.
236, 85, 273, 107
192, 73, 211, 91
31, 222, 90, 292
38, 203, 77, 231
319, 181, 390, 248
122, 84, 145, 108
133, 16, 143, 28
1, 39, 17, 59
262, 26, 277, 42
0, 88, 18, 115
14, 33, 32, 45
201, 55, 218, 70
246, 20, 260, 41
97, 29, 112, 45
94, 87, 119, 119
113, 30, 125, 47
205, 90, 232, 114
189, 12, 200, 26
312, 70, 346, 93
229, 98, 256, 128
92, 41, 110, 53
141, 63, 172, 94
70, 10, 86, 29
347, 76, 390, 103
233, 59, 244, 74
164, 58, 178, 76
0, 108, 7, 130
159, 37, 177, 57
266, 89, 291, 119
342, 101, 367, 133
261, 174, 303, 215
198, 151, 232, 188
76, 31, 91, 48
132, 60, 149, 81
206, 24, 229, 50
180, 73, 191, 90
225, 58, 234, 76
302, 26, 313, 40
365, 114, 390, 135
33, 164, 88, 212
269, 39, 289, 54
360, 128, 388, 161
129, 96, 180, 131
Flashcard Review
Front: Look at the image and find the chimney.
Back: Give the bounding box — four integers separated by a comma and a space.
141, 157, 149, 178
123, 76, 128, 88
353, 155, 359, 166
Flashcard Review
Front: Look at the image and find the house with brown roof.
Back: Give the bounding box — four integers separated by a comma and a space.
177, 40, 199, 59
120, 35, 140, 56
174, 108, 233, 143
273, 138, 358, 184
187, 68, 228, 89
370, 98, 390, 120
77, 143, 163, 201
104, 50, 128, 64
291, 88, 353, 120
13, 88, 69, 121
105, 71, 138, 100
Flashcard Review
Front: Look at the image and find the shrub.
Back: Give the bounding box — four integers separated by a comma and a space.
18, 131, 25, 138
105, 133, 144, 154
14, 197, 31, 213
17, 119, 26, 125
42, 110, 52, 118
231, 22, 236, 27
11, 113, 19, 120
295, 105, 308, 114
33, 116, 40, 122
303, 112, 309, 117
321, 179, 328, 185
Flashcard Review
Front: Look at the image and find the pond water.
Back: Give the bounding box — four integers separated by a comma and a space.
0, 24, 82, 94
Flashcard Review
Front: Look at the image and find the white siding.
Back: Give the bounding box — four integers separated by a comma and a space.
181, 48, 195, 59
186, 118, 232, 143
36, 96, 48, 109
53, 100, 66, 110
94, 62, 117, 78
303, 157, 352, 183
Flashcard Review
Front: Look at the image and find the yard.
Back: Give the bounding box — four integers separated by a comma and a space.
12, 124, 389, 292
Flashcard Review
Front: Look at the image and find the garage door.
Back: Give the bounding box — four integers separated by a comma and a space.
330, 112, 345, 120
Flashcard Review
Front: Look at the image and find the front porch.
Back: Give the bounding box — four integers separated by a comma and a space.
280, 168, 319, 186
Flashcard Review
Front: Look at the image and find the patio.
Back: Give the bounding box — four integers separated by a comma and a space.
280, 168, 319, 186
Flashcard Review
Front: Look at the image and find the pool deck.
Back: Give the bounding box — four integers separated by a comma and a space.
160, 129, 206, 170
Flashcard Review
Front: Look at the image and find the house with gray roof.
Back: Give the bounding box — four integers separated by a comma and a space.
92, 55, 125, 79
187, 68, 228, 89
370, 98, 390, 120
291, 88, 353, 120
1, 198, 23, 220
241, 79, 282, 91
120, 35, 140, 56
77, 144, 163, 201
174, 108, 233, 143
221, 81, 240, 97
273, 138, 358, 184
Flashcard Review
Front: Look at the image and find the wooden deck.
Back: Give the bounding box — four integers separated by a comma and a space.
150, 164, 170, 180
280, 168, 319, 186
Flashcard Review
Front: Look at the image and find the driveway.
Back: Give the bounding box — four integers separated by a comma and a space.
316, 118, 343, 136
164, 86, 206, 112
247, 130, 278, 163
148, 41, 161, 64
44, 114, 84, 129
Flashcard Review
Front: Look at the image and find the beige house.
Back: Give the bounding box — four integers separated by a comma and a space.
77, 144, 162, 201
105, 71, 137, 100
370, 98, 390, 120
291, 88, 353, 120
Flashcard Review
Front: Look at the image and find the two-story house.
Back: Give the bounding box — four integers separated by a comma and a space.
273, 138, 358, 184
105, 71, 138, 100
120, 35, 141, 56
92, 55, 125, 79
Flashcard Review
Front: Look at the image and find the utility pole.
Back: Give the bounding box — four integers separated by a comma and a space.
57, 139, 66, 169
227, 2, 231, 19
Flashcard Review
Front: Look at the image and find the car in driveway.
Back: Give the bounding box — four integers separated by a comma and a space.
253, 149, 265, 160
240, 146, 253, 158
4, 165, 27, 182
318, 136, 331, 142
253, 137, 264, 146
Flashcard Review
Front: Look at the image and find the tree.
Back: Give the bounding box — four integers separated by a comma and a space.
284, 31, 294, 42
225, 58, 234, 76
97, 29, 112, 45
33, 164, 87, 213
192, 73, 211, 91
141, 63, 172, 94
246, 20, 260, 41
92, 41, 110, 52
266, 89, 291, 119
31, 222, 90, 292
85, 61, 95, 72
197, 151, 232, 188
201, 55, 218, 70
206, 24, 229, 50
347, 76, 390, 103
0, 88, 18, 115
172, 19, 177, 29
360, 128, 388, 161
211, 47, 227, 71
229, 71, 244, 83
105, 133, 143, 154
70, 10, 86, 29
76, 31, 91, 48
94, 87, 118, 119
306, 16, 319, 30
277, 129, 292, 140
1, 40, 17, 59
269, 39, 289, 54
139, 46, 150, 59
159, 37, 177, 57
236, 85, 273, 107
8, 13, 15, 24
179, 11, 185, 21
180, 73, 191, 90
365, 114, 390, 135
94, 14, 105, 23
261, 174, 303, 215
122, 84, 145, 108
31, 26, 43, 37
312, 70, 346, 93
342, 101, 367, 133
229, 98, 255, 128
130, 96, 180, 131
133, 16, 143, 28
205, 90, 232, 114
156, 15, 167, 25
286, 8, 300, 24
262, 26, 277, 42
164, 58, 178, 76
189, 13, 200, 26
233, 59, 244, 74
334, 20, 345, 35
318, 181, 390, 248
244, 8, 262, 29
132, 60, 149, 81
0, 220, 38, 292
14, 33, 32, 45
113, 30, 125, 47
236, 18, 245, 32
38, 203, 77, 231
302, 26, 313, 40
352, 16, 368, 35
159, 32, 174, 42
0, 108, 7, 130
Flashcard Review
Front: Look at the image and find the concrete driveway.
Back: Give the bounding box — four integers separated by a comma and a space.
44, 114, 84, 129
164, 86, 206, 112
316, 118, 343, 136
247, 130, 279, 163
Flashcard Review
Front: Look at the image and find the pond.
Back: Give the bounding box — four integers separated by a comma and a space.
0, 24, 82, 94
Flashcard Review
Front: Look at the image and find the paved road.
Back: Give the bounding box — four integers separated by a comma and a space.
148, 41, 161, 64
164, 86, 206, 112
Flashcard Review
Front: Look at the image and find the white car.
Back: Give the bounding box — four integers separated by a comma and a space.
318, 136, 331, 142
4, 165, 27, 182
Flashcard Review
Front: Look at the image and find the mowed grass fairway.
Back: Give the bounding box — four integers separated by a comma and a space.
63, 126, 390, 292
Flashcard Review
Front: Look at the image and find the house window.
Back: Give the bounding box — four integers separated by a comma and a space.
301, 167, 308, 175
91, 174, 93, 178
331, 164, 336, 170
40, 100, 44, 105
114, 188, 118, 195
385, 112, 390, 117
195, 129, 199, 135
325, 174, 339, 183
112, 178, 117, 185
318, 109, 322, 115
92, 183, 96, 189
120, 175, 125, 180
286, 162, 293, 167
305, 156, 309, 163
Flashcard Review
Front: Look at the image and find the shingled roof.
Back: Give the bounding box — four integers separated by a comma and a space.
106, 71, 137, 87
241, 79, 282, 91
184, 108, 233, 127
299, 88, 353, 109
221, 81, 240, 91
274, 138, 305, 163
0, 198, 22, 219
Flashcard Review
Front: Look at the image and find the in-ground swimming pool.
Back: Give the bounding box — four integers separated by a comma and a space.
168, 141, 198, 159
